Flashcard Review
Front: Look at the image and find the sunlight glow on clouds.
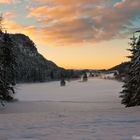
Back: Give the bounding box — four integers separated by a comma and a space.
3, 11, 17, 19
25, 0, 140, 46
2, 0, 140, 47
0, 0, 140, 69
0, 0, 16, 4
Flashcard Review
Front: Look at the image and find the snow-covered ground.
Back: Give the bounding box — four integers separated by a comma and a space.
16, 78, 121, 102
0, 78, 140, 140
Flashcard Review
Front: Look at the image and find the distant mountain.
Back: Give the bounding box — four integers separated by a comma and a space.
0, 32, 66, 82
108, 62, 130, 76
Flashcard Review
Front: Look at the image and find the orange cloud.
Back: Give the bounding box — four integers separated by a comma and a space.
115, 0, 140, 10
0, 0, 16, 4
4, 20, 23, 32
3, 11, 17, 19
3, 19, 54, 47
26, 0, 140, 47
2, 0, 139, 48
33, 0, 101, 5
27, 5, 78, 22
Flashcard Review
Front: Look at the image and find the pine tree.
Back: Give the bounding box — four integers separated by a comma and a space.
120, 32, 140, 107
0, 32, 16, 101
82, 72, 88, 82
0, 15, 16, 101
131, 36, 140, 106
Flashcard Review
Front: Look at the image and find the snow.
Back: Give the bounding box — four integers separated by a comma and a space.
16, 78, 121, 102
0, 78, 140, 140
100, 73, 115, 79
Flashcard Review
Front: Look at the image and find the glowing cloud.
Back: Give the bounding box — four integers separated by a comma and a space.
0, 0, 16, 4
1, 0, 139, 69
26, 0, 140, 46
3, 11, 17, 19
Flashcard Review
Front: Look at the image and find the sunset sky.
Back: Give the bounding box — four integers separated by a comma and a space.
0, 0, 140, 69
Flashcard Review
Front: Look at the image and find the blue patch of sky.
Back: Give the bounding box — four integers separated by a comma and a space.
119, 18, 140, 36
12, 1, 37, 26
105, 0, 123, 7
132, 18, 140, 28
0, 1, 38, 27
0, 4, 15, 13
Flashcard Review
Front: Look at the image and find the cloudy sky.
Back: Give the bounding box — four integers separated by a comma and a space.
0, 0, 140, 69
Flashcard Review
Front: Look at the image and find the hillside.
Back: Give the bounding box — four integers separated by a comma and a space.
11, 33, 65, 82
108, 62, 130, 76
0, 32, 65, 82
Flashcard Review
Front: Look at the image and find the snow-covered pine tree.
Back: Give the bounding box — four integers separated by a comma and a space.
130, 36, 140, 106
120, 33, 140, 107
0, 32, 16, 101
0, 15, 16, 101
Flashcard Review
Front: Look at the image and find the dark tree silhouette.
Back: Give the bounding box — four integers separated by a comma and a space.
60, 78, 66, 86
82, 72, 88, 82
0, 21, 16, 101
120, 32, 140, 107
60, 70, 66, 86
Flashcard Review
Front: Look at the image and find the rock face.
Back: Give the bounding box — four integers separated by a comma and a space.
7, 33, 63, 82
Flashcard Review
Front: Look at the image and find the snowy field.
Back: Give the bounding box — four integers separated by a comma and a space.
0, 78, 140, 140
